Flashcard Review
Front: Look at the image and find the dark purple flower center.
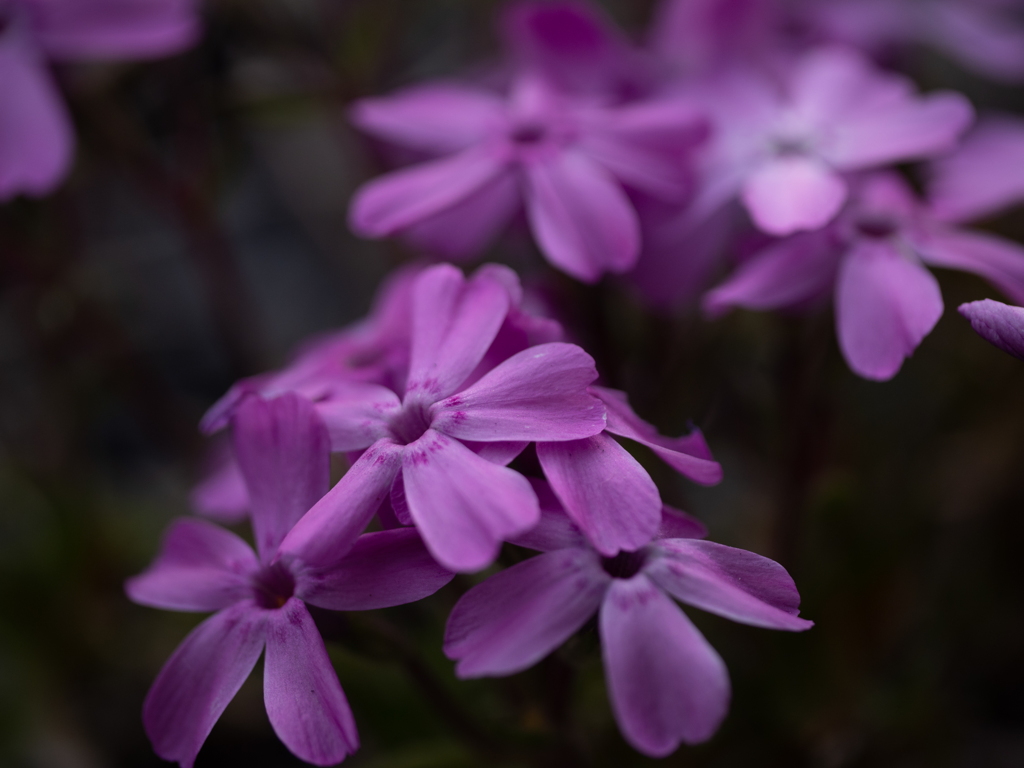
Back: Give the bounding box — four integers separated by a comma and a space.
855, 215, 898, 239
388, 401, 433, 445
510, 123, 548, 145
601, 550, 647, 580
251, 562, 296, 609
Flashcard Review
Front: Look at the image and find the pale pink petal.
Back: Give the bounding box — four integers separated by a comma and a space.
189, 440, 249, 523
657, 506, 708, 540
314, 383, 399, 452
444, 548, 609, 677
296, 529, 452, 611
507, 478, 588, 552
913, 226, 1024, 305
958, 299, 1024, 360
431, 343, 604, 442
350, 83, 505, 154
647, 540, 813, 631
593, 386, 724, 486
601, 576, 730, 755
126, 518, 258, 612
143, 602, 267, 768
835, 241, 944, 380
790, 45, 909, 125
402, 430, 539, 572
525, 148, 641, 282
233, 394, 331, 562
741, 156, 848, 236
264, 599, 358, 766
537, 434, 661, 557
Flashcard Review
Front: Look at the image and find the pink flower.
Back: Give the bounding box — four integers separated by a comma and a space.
959, 299, 1024, 360
0, 0, 200, 199
444, 487, 812, 757
127, 393, 452, 767
704, 172, 1024, 380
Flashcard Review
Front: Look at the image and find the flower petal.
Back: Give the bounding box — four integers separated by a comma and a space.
741, 156, 848, 236
189, 440, 249, 523
835, 241, 944, 380
402, 430, 539, 572
657, 506, 708, 541
432, 343, 604, 442
297, 529, 452, 611
314, 383, 399, 452
233, 394, 331, 562
913, 226, 1024, 305
958, 299, 1024, 361
445, 548, 608, 677
264, 599, 359, 766
537, 433, 661, 557
647, 540, 813, 631
126, 518, 258, 612
507, 479, 588, 552
600, 576, 730, 755
143, 602, 267, 768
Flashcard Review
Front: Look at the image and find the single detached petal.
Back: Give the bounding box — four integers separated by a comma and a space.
444, 548, 609, 677
913, 226, 1024, 305
315, 383, 400, 452
593, 387, 723, 486
264, 599, 358, 766
835, 241, 944, 380
297, 529, 453, 611
233, 394, 331, 562
537, 434, 662, 557
189, 442, 249, 523
601, 575, 730, 756
657, 506, 708, 541
0, 24, 74, 199
126, 518, 258, 612
350, 83, 505, 154
402, 430, 539, 572
525, 148, 641, 282
406, 264, 511, 403
647, 540, 813, 631
958, 299, 1024, 361
143, 602, 267, 768
507, 478, 588, 552
432, 343, 604, 442
741, 156, 848, 236
349, 147, 509, 237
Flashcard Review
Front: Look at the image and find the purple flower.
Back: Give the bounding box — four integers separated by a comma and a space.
0, 0, 200, 199
127, 393, 452, 767
959, 299, 1024, 360
348, 73, 706, 282
444, 486, 812, 757
704, 172, 1024, 380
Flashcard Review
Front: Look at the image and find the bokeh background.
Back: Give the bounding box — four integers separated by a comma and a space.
2, 1, 1024, 766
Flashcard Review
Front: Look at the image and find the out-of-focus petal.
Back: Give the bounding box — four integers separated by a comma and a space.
657, 506, 708, 541
507, 478, 588, 552
600, 575, 730, 755
537, 433, 662, 557
741, 156, 848, 236
143, 602, 267, 768
648, 0, 778, 73
926, 1, 1024, 84
432, 343, 605, 442
189, 440, 249, 523
835, 241, 944, 380
233, 394, 331, 562
297, 529, 452, 611
315, 383, 400, 452
126, 518, 257, 612
958, 299, 1024, 360
264, 599, 358, 766
445, 548, 609, 677
525, 148, 641, 282
402, 430, 539, 572
647, 539, 813, 631
914, 226, 1024, 305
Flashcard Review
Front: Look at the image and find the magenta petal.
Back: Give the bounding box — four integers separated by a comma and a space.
537, 434, 661, 557
189, 441, 249, 523
835, 242, 944, 380
349, 147, 508, 237
314, 383, 399, 452
647, 540, 813, 631
126, 518, 258, 612
913, 226, 1024, 305
600, 576, 730, 755
959, 299, 1024, 361
264, 599, 358, 766
406, 264, 511, 402
402, 430, 539, 572
657, 506, 708, 541
432, 343, 604, 442
444, 548, 609, 677
278, 440, 403, 570
507, 479, 588, 552
349, 83, 504, 154
464, 440, 529, 466
525, 149, 641, 282
741, 156, 848, 236
143, 602, 267, 768
297, 529, 453, 611
0, 25, 74, 199
594, 386, 723, 486
233, 394, 331, 562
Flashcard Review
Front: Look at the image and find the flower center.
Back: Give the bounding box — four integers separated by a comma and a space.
510, 123, 548, 145
855, 215, 898, 239
251, 562, 295, 609
388, 401, 433, 445
601, 550, 647, 580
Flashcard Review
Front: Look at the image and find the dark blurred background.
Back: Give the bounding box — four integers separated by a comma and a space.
2, 1, 1024, 766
